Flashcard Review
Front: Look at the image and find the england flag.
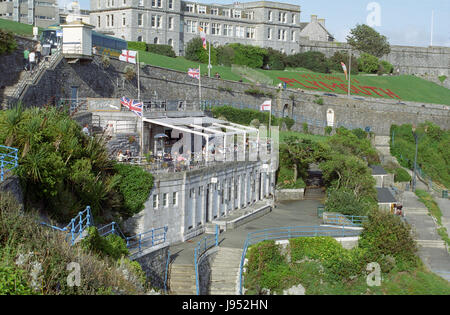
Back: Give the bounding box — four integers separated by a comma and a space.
119, 50, 137, 64
260, 100, 272, 111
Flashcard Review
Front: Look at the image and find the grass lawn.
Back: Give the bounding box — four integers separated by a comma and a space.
0, 18, 42, 37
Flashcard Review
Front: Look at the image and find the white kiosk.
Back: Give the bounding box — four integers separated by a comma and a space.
61, 20, 94, 60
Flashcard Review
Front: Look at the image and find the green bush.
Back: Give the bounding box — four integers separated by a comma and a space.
379, 60, 394, 74
81, 227, 129, 260
262, 48, 286, 70
127, 41, 147, 51
325, 126, 332, 136
146, 44, 176, 58
329, 51, 359, 75
228, 43, 267, 69
0, 29, 17, 55
216, 45, 235, 67
325, 187, 375, 216
359, 209, 418, 271
394, 168, 411, 182
358, 53, 380, 74
285, 51, 330, 73
277, 166, 306, 189
114, 164, 154, 217
185, 37, 217, 65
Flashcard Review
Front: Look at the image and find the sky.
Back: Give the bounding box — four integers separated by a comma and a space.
73, 0, 450, 47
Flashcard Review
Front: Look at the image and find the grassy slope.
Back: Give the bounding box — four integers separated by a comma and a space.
138, 51, 450, 105
0, 18, 42, 37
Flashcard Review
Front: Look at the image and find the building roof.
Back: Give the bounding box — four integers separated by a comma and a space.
149, 117, 227, 126
370, 165, 388, 175
376, 187, 396, 203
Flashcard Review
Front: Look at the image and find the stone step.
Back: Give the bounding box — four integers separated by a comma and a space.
170, 290, 196, 295
416, 240, 446, 248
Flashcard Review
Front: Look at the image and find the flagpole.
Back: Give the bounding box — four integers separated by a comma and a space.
269, 100, 272, 139
199, 65, 202, 109
137, 50, 141, 101
208, 41, 211, 78
347, 49, 352, 98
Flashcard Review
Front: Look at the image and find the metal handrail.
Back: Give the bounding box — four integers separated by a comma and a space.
194, 225, 219, 295
0, 145, 19, 181
238, 225, 362, 295
41, 206, 92, 246
323, 213, 368, 227
126, 226, 168, 252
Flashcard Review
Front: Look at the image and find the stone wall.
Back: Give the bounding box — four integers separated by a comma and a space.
19, 56, 450, 136
132, 245, 169, 291
0, 175, 24, 210
298, 39, 450, 89
275, 188, 305, 201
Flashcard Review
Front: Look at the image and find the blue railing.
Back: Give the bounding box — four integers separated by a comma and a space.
238, 225, 362, 295
164, 249, 171, 295
41, 206, 93, 246
194, 225, 219, 295
126, 226, 168, 253
99, 223, 168, 253
0, 145, 19, 182
323, 213, 368, 227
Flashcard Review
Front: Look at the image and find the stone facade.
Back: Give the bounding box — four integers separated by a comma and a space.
0, 0, 59, 28
89, 0, 303, 55
299, 15, 334, 42
124, 161, 276, 243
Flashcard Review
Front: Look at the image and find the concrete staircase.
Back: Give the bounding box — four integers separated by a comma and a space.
168, 264, 197, 295
303, 187, 325, 200
209, 247, 243, 295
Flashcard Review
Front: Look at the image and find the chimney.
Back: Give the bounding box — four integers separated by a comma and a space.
311, 15, 318, 23
318, 18, 325, 26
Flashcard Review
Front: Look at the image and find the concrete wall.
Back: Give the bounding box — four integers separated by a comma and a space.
275, 188, 305, 201
132, 245, 169, 290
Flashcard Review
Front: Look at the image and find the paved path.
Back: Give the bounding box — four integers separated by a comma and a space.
403, 191, 450, 282
168, 199, 323, 265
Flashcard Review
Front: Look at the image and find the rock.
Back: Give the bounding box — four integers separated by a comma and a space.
283, 283, 305, 295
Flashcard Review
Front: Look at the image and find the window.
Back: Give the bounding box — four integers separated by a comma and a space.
211, 23, 220, 36
137, 36, 143, 42
168, 16, 173, 29
292, 14, 296, 24
233, 10, 241, 19
168, 0, 173, 9
163, 193, 168, 207
278, 29, 286, 41
246, 11, 254, 20
223, 9, 231, 17
211, 8, 219, 15
268, 11, 272, 21
138, 13, 143, 27
223, 24, 232, 37
172, 192, 178, 206
186, 20, 197, 33
236, 26, 244, 38
246, 27, 255, 39
111, 14, 114, 27
97, 16, 100, 27
154, 37, 159, 44
151, 15, 155, 27
153, 195, 159, 209
122, 14, 126, 26
139, 0, 143, 6
199, 21, 209, 34
198, 5, 206, 14
186, 4, 194, 12
267, 28, 272, 39
156, 15, 162, 28
291, 30, 296, 42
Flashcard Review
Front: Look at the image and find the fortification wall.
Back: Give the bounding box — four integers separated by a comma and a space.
298, 39, 450, 89
20, 56, 449, 136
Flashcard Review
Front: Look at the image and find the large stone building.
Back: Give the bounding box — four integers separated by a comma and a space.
89, 0, 307, 56
0, 0, 59, 28
299, 14, 334, 42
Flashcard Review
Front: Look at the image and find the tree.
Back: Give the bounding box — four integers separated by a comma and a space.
185, 37, 217, 65
347, 24, 390, 58
262, 48, 287, 70
329, 51, 358, 75
358, 53, 380, 73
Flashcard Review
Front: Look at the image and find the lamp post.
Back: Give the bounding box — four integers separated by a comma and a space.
412, 126, 418, 192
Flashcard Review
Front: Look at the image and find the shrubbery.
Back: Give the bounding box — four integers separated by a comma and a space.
285, 51, 330, 73
0, 29, 17, 55
127, 41, 146, 51
329, 51, 359, 75
0, 193, 145, 295
81, 227, 129, 260
185, 37, 217, 65
146, 44, 176, 58
390, 122, 449, 188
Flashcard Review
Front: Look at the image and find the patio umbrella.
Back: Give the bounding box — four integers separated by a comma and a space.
154, 133, 168, 139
